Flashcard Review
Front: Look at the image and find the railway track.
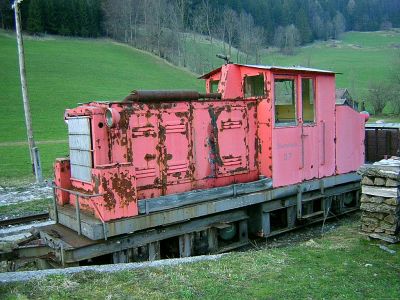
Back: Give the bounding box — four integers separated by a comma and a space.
0, 212, 49, 227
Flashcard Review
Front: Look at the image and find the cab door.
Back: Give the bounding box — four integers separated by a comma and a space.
272, 76, 303, 187
271, 75, 319, 187
299, 77, 319, 181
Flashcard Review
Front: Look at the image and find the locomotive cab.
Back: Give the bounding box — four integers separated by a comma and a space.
202, 63, 365, 187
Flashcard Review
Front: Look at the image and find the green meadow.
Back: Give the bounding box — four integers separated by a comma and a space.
0, 31, 201, 181
260, 30, 400, 101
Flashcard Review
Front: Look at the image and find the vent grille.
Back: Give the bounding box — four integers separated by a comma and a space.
68, 117, 92, 182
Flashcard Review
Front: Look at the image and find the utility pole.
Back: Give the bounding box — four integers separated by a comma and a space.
12, 0, 43, 183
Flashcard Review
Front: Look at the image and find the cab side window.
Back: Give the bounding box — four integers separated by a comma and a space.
244, 75, 264, 98
210, 80, 220, 93
274, 78, 296, 125
302, 78, 315, 123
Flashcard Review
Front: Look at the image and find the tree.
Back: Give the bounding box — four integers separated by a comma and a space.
0, 0, 14, 30
295, 8, 312, 44
389, 51, 400, 115
223, 7, 238, 57
333, 11, 346, 39
27, 0, 43, 34
274, 24, 300, 55
78, 0, 90, 37
238, 11, 254, 63
380, 21, 392, 31
198, 0, 215, 44
347, 0, 355, 13
366, 81, 392, 115
42, 0, 58, 34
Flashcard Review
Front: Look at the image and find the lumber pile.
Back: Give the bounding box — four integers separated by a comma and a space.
358, 157, 400, 243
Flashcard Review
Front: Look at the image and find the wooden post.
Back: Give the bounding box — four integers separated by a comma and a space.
13, 0, 42, 183
179, 233, 192, 258
148, 242, 160, 261
207, 228, 218, 253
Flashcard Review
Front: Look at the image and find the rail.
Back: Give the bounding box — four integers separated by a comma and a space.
52, 184, 106, 238
0, 212, 49, 227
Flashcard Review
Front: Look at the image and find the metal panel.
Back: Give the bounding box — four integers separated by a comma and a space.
216, 106, 249, 176
68, 117, 91, 134
335, 106, 365, 173
71, 165, 91, 183
69, 150, 92, 167
68, 117, 92, 182
69, 134, 91, 150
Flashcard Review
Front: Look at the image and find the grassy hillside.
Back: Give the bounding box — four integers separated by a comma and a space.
1, 216, 399, 299
183, 30, 400, 106
260, 30, 400, 103
0, 31, 202, 182
0, 32, 202, 143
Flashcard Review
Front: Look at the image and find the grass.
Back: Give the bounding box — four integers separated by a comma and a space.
0, 32, 202, 143
0, 198, 50, 218
0, 216, 399, 299
260, 30, 400, 103
368, 115, 400, 123
0, 142, 68, 180
0, 31, 202, 182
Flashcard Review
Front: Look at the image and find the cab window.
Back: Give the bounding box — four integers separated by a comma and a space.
210, 80, 219, 93
244, 75, 264, 98
302, 78, 315, 123
274, 78, 296, 125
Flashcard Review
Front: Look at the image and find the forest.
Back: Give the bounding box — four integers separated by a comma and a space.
1, 0, 400, 93
1, 1, 399, 53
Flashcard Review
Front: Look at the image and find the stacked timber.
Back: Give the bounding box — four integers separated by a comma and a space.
358, 157, 400, 243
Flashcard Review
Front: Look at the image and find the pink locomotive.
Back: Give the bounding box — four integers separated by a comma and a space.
54, 63, 366, 223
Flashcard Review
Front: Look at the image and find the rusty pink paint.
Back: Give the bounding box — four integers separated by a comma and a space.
54, 64, 366, 221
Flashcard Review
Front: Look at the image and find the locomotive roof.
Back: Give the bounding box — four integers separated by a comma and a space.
200, 63, 337, 79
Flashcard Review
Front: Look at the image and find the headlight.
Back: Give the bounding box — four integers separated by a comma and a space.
105, 108, 120, 128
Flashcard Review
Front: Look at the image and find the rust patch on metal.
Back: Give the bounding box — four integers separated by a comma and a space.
157, 121, 168, 195
92, 174, 101, 194
127, 138, 133, 162
118, 109, 132, 129
175, 111, 189, 118
144, 153, 156, 161
110, 172, 136, 207
172, 172, 182, 178
101, 176, 116, 210
208, 106, 223, 169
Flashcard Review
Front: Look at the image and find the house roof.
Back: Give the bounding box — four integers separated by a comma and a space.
199, 63, 338, 79
335, 88, 348, 100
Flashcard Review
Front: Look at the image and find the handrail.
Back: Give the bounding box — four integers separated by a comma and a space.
52, 184, 104, 198
52, 183, 106, 238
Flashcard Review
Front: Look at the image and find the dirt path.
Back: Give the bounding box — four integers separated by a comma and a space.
0, 140, 67, 147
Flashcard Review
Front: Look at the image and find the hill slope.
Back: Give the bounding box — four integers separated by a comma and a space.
0, 32, 202, 181
260, 31, 400, 102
